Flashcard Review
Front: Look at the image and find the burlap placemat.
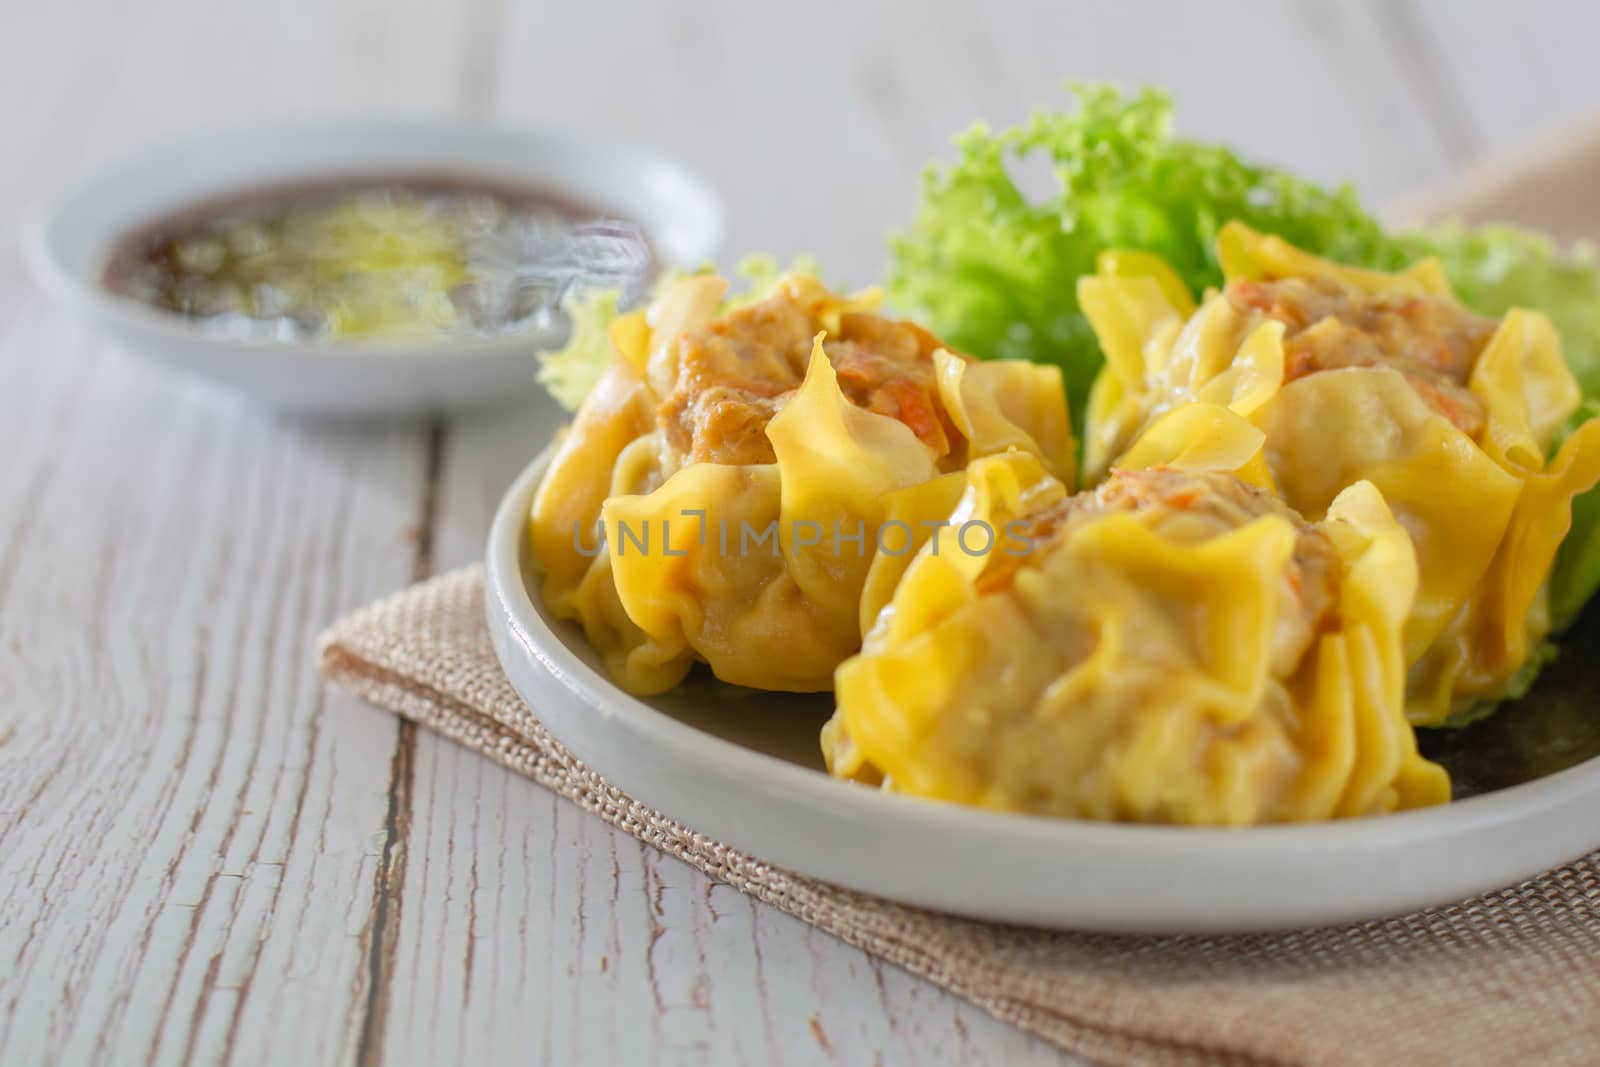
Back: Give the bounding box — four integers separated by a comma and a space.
319, 565, 1600, 1067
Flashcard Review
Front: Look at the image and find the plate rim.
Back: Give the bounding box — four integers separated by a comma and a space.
485, 446, 1600, 932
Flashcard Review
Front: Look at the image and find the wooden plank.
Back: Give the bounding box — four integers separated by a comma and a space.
484, 0, 1451, 283
0, 283, 428, 1065
1392, 0, 1600, 236
972, 0, 1456, 206
1402, 0, 1600, 161
0, 0, 467, 1061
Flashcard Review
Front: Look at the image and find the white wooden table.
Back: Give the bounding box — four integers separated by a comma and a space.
3, 2, 1595, 1063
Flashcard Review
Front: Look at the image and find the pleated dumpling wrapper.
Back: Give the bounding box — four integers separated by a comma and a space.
529, 273, 1073, 695
823, 438, 1450, 825
1078, 223, 1600, 725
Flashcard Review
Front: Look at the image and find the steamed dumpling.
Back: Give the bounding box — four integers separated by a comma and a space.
823, 445, 1448, 824
529, 273, 1073, 694
1079, 222, 1600, 724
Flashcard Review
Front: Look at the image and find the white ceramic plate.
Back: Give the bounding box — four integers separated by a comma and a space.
22, 121, 724, 415
485, 449, 1600, 933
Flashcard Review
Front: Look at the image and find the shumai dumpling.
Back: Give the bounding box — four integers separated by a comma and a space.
823, 443, 1449, 825
1079, 222, 1600, 725
529, 273, 1073, 695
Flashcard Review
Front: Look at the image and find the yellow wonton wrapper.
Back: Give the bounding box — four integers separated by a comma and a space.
822, 447, 1448, 825
529, 274, 1073, 695
1078, 222, 1600, 724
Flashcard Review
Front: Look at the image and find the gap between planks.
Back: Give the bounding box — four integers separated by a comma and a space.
354, 420, 446, 1067
352, 0, 509, 1039
1372, 0, 1485, 165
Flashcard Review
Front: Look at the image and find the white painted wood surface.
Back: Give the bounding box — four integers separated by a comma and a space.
2, 2, 1596, 1064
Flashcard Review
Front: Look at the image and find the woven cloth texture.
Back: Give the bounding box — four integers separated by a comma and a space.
319, 565, 1600, 1067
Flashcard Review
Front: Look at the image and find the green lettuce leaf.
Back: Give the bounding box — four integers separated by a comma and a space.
1440, 641, 1560, 729
724, 253, 824, 309
536, 285, 623, 411
535, 256, 822, 413
888, 84, 1393, 428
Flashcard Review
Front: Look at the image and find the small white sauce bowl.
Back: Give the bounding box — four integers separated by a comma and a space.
22, 120, 725, 415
